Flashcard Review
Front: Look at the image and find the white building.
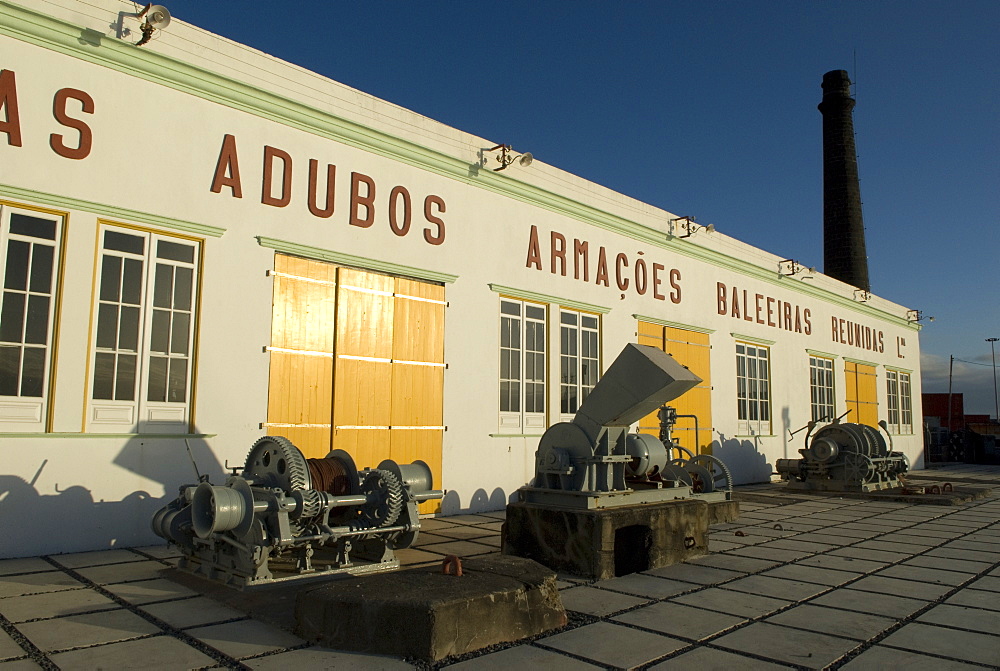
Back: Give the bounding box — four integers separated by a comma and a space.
0, 0, 922, 557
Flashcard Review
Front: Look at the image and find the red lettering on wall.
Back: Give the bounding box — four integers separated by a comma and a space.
307, 159, 336, 218
717, 282, 727, 315
574, 240, 589, 281
653, 264, 667, 300
388, 186, 411, 236
422, 195, 446, 245
350, 172, 376, 228
596, 248, 609, 286
551, 231, 567, 276
0, 70, 22, 147
669, 269, 682, 304
262, 146, 292, 207
210, 134, 242, 198
615, 253, 629, 291
525, 225, 542, 269
50, 88, 93, 160
634, 258, 648, 295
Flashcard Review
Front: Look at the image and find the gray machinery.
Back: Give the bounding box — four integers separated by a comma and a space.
152, 436, 442, 587
776, 419, 909, 492
519, 343, 733, 508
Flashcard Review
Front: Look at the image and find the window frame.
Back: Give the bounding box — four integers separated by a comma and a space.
736, 341, 771, 436
808, 355, 836, 423
0, 205, 64, 432
559, 308, 600, 421
87, 223, 200, 434
885, 369, 913, 434
498, 297, 546, 433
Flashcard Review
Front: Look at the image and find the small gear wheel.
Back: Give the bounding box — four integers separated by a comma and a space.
843, 452, 874, 484
358, 469, 404, 528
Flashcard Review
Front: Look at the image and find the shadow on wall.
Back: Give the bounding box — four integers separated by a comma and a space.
0, 427, 224, 559
713, 433, 774, 485
441, 487, 512, 515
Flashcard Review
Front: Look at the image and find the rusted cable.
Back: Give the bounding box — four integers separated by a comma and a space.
442, 555, 463, 576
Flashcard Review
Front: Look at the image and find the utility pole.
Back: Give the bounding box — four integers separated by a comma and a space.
947, 355, 954, 431
988, 338, 999, 422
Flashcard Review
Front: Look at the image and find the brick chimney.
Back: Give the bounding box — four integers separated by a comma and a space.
818, 69, 870, 292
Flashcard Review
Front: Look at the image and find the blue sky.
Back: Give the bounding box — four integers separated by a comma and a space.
158, 1, 1000, 416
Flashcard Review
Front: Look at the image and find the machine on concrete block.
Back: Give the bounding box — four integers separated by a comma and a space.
504, 343, 738, 580
152, 436, 442, 587
776, 419, 909, 492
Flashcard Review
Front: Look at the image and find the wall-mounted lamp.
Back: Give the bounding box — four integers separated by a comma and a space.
136, 4, 171, 46
778, 259, 815, 278
906, 309, 934, 323
487, 144, 533, 172
669, 216, 714, 239
854, 289, 872, 302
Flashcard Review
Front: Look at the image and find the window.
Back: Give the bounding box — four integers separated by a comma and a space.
0, 208, 62, 431
809, 356, 835, 422
736, 342, 771, 435
886, 369, 912, 434
89, 226, 199, 432
499, 298, 545, 432
559, 309, 599, 419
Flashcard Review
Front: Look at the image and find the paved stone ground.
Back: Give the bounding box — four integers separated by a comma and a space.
1, 463, 998, 670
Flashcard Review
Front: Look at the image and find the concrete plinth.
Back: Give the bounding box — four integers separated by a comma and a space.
503, 499, 709, 580
294, 555, 566, 662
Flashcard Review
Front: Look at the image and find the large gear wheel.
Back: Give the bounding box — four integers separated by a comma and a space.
688, 454, 734, 493
358, 468, 404, 528
243, 436, 311, 493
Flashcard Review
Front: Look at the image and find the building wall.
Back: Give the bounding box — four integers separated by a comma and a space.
0, 0, 924, 557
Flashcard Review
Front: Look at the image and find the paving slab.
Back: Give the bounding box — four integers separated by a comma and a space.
436, 514, 498, 525
0, 587, 118, 623
725, 546, 809, 563
0, 559, 55, 577
427, 526, 497, 540
764, 603, 896, 641
902, 555, 993, 575
847, 575, 954, 601
671, 587, 790, 619
411, 540, 496, 557
557, 586, 649, 616
795, 554, 887, 574
443, 644, 601, 670
918, 603, 1000, 635
757, 539, 838, 554
49, 549, 145, 569
711, 621, 859, 669
686, 554, 779, 573
925, 547, 1000, 563
74, 560, 168, 585
15, 608, 160, 652
881, 622, 1000, 667
593, 574, 696, 599
613, 601, 746, 640
968, 575, 1000, 592
875, 563, 974, 586
809, 588, 929, 618
538, 621, 685, 669
829, 547, 911, 563
648, 645, 792, 670
721, 575, 829, 601
103, 578, 199, 605
0, 658, 41, 670
186, 619, 305, 659
0, 630, 25, 662
47, 634, 217, 670
244, 646, 416, 669
642, 563, 744, 585
850, 539, 933, 555
0, 572, 84, 599
840, 644, 985, 670
131, 544, 182, 560
138, 595, 248, 629
761, 564, 860, 587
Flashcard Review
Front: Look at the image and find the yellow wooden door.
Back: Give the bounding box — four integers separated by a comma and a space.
267, 256, 445, 513
636, 321, 713, 455
845, 361, 878, 426
389, 278, 446, 514
265, 255, 337, 456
